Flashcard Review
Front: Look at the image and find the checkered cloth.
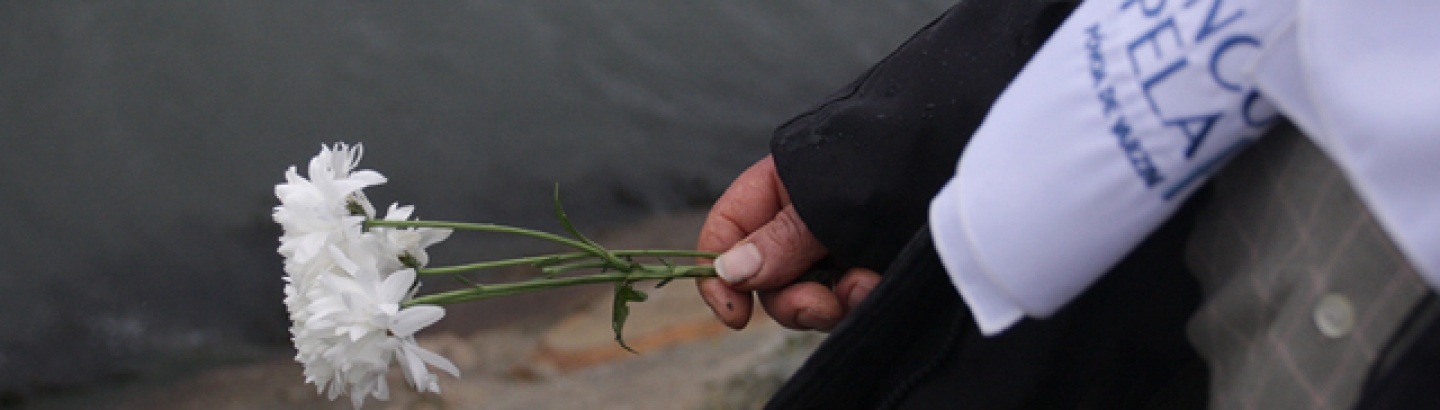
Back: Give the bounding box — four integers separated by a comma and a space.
1185, 123, 1431, 409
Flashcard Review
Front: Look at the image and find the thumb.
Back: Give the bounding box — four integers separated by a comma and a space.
714, 204, 827, 291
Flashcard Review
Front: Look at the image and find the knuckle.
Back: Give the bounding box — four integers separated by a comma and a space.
763, 207, 816, 255
766, 215, 803, 251
743, 208, 826, 289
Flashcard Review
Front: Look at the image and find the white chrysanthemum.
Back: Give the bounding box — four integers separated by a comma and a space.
274, 143, 387, 354
369, 203, 453, 272
295, 248, 459, 409
273, 143, 386, 266
275, 143, 458, 408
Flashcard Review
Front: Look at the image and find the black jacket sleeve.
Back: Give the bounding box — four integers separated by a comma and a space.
764, 3, 1216, 408
770, 0, 1077, 272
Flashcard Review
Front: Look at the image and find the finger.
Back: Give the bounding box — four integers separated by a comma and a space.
714, 204, 827, 290
833, 268, 881, 311
696, 277, 753, 330
695, 156, 783, 329
758, 282, 844, 332
696, 156, 788, 256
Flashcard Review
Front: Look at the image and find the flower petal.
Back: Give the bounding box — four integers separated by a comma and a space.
389, 305, 443, 337
373, 376, 390, 402
409, 343, 461, 378
327, 246, 361, 278
384, 203, 415, 221
399, 344, 428, 390
379, 269, 416, 304
418, 229, 452, 248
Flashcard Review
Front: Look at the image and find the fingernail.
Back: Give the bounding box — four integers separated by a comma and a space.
846, 283, 874, 308
797, 309, 836, 331
715, 243, 761, 284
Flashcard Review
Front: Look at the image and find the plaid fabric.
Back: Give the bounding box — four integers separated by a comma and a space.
1185, 124, 1430, 409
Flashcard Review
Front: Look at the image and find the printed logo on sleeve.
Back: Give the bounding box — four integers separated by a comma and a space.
1084, 0, 1283, 199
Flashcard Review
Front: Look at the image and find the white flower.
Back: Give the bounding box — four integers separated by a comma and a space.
274, 143, 459, 408
274, 143, 387, 359
295, 248, 459, 408
273, 143, 386, 266
369, 203, 453, 272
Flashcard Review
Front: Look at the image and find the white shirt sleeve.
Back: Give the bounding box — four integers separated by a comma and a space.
928, 0, 1298, 335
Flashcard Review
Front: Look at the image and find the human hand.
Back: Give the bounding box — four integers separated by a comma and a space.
696, 156, 881, 331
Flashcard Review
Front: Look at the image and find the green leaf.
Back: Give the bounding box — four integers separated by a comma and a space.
553, 184, 599, 248
553, 184, 627, 271
611, 281, 649, 354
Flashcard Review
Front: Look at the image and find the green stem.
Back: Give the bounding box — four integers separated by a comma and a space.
610, 249, 719, 259
366, 219, 592, 251
416, 249, 719, 276
418, 254, 578, 276
404, 266, 716, 306
541, 260, 611, 276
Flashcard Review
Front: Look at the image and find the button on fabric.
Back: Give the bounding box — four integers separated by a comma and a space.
1314, 293, 1356, 339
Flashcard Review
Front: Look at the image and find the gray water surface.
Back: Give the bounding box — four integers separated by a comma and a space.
0, 0, 952, 399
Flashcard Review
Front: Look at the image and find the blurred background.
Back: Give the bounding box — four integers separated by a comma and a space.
0, 0, 951, 406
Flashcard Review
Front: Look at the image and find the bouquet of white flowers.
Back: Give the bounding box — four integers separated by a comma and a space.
273, 143, 717, 408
